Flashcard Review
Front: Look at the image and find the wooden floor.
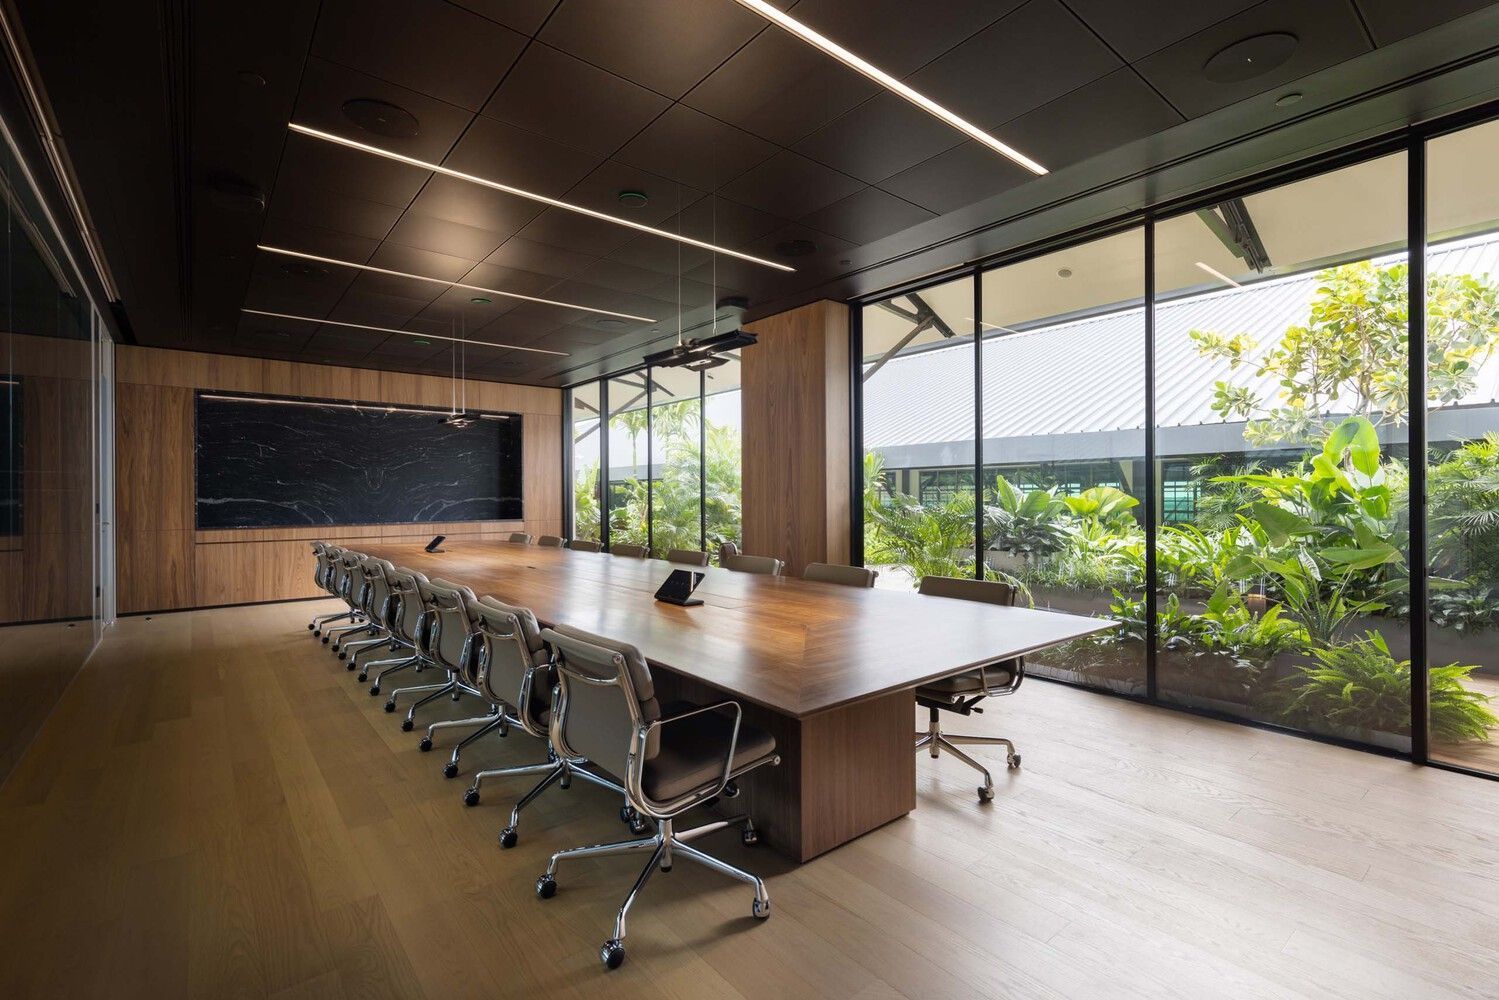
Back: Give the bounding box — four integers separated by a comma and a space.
4, 602, 1499, 999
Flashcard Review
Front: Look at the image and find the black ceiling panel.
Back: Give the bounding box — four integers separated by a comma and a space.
1063, 0, 1262, 61
311, 0, 527, 112
1353, 0, 1498, 45
794, 92, 965, 185
992, 69, 1185, 173
615, 104, 778, 191
448, 0, 562, 36
365, 241, 478, 283
665, 195, 784, 250
538, 0, 772, 99
1134, 0, 1373, 118
258, 217, 383, 264
442, 116, 602, 199
905, 0, 1122, 132
460, 261, 568, 300
383, 212, 513, 262
560, 160, 705, 228
718, 150, 865, 219
789, 0, 1022, 78
289, 56, 474, 164
877, 140, 1034, 215
799, 186, 937, 246
405, 176, 544, 236
272, 132, 427, 215
605, 233, 713, 278
516, 207, 639, 257
486, 237, 598, 280
480, 42, 672, 157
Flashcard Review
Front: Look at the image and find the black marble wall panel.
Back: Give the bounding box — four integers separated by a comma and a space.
195, 392, 523, 528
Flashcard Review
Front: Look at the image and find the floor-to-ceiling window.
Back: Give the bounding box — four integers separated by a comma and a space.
981, 228, 1147, 694
566, 358, 741, 558
1426, 118, 1499, 772
568, 380, 602, 543
860, 274, 976, 587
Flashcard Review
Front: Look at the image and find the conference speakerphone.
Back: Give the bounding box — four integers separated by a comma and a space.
654, 569, 705, 607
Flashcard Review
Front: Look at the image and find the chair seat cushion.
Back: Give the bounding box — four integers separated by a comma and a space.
917, 662, 1016, 696
641, 701, 776, 803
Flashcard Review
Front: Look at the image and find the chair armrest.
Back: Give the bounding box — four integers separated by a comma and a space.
639, 699, 743, 811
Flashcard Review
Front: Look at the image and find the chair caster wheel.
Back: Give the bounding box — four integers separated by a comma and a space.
741, 826, 759, 847
535, 874, 557, 899
978, 785, 995, 803
752, 898, 770, 920
463, 788, 480, 807
619, 806, 634, 823
400, 719, 414, 732
559, 773, 570, 790
629, 819, 649, 835
384, 700, 395, 712
1007, 754, 1022, 769
369, 685, 380, 696
500, 827, 518, 849
337, 650, 346, 660
659, 864, 672, 873
600, 939, 625, 970
322, 636, 330, 644
443, 761, 459, 779
357, 671, 369, 682
418, 737, 433, 752
307, 623, 315, 631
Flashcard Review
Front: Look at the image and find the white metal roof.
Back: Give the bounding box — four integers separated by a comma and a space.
863, 234, 1499, 461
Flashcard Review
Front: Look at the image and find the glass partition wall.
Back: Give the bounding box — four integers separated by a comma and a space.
566, 357, 741, 559
857, 121, 1499, 768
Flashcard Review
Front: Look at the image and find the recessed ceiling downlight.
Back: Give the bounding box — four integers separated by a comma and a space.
341, 98, 421, 138
617, 190, 649, 208
1203, 33, 1298, 84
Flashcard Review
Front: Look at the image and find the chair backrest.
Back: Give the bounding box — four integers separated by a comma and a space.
610, 543, 648, 558
803, 562, 878, 588
507, 532, 533, 543
566, 538, 602, 552
719, 540, 740, 559
337, 550, 368, 606
665, 548, 709, 567
416, 576, 477, 669
386, 565, 429, 644
537, 535, 564, 548
917, 575, 1017, 606
542, 624, 662, 780
722, 553, 783, 576
361, 558, 397, 626
466, 596, 551, 731
311, 541, 331, 590
320, 545, 345, 596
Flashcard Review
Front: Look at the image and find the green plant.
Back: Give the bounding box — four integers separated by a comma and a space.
983, 473, 1071, 557
1430, 433, 1499, 584
1426, 584, 1499, 633
1275, 631, 1497, 742
1192, 261, 1499, 446
573, 461, 601, 541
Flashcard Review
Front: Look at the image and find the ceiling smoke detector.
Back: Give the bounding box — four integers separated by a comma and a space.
341, 98, 421, 138
1203, 33, 1298, 84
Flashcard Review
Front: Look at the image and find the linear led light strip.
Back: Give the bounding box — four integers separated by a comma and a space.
731, 0, 1047, 176
287, 123, 796, 273
241, 307, 570, 356
201, 392, 513, 418
259, 244, 653, 323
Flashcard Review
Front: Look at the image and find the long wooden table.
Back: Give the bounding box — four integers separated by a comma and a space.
362, 541, 1114, 861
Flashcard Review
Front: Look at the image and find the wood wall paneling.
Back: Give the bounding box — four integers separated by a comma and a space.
742, 300, 852, 576
114, 346, 563, 612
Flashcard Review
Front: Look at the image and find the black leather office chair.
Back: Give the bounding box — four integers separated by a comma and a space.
535, 624, 780, 971
914, 575, 1024, 803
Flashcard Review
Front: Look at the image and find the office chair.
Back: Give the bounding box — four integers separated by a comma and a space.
323, 550, 374, 647
802, 562, 878, 588
408, 578, 502, 775
537, 535, 564, 547
536, 624, 780, 971
722, 553, 783, 576
307, 542, 352, 634
364, 565, 430, 696
914, 575, 1024, 803
507, 532, 533, 543
461, 597, 645, 844
338, 557, 399, 667
385, 577, 477, 721
718, 540, 739, 560
610, 543, 648, 558
664, 548, 709, 567
566, 539, 602, 552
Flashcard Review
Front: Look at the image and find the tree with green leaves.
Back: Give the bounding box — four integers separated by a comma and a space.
1191, 260, 1499, 446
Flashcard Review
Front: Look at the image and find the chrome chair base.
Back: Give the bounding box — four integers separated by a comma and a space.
420, 707, 508, 777
915, 708, 1020, 803
469, 757, 644, 845
535, 815, 768, 970
363, 653, 419, 694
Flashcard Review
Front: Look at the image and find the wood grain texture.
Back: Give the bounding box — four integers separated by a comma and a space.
742, 300, 851, 575
114, 346, 563, 612
7, 598, 1499, 999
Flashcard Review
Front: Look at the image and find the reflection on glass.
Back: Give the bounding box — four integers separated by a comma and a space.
606, 374, 650, 549
861, 274, 976, 587
703, 355, 742, 557
981, 228, 1147, 694
647, 366, 702, 558
1153, 153, 1413, 748
570, 382, 602, 542
1426, 119, 1499, 770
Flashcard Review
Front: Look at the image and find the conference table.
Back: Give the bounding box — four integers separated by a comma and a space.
362, 541, 1115, 862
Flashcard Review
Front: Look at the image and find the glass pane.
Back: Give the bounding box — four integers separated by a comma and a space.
569, 381, 602, 542
606, 374, 650, 549
980, 228, 1147, 694
861, 274, 976, 588
1153, 152, 1410, 748
703, 353, 742, 558
646, 366, 701, 558
1426, 119, 1499, 769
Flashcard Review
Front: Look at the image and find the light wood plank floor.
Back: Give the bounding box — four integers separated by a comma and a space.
4, 599, 1499, 999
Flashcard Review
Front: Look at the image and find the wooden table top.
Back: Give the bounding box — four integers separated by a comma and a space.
360, 541, 1116, 719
